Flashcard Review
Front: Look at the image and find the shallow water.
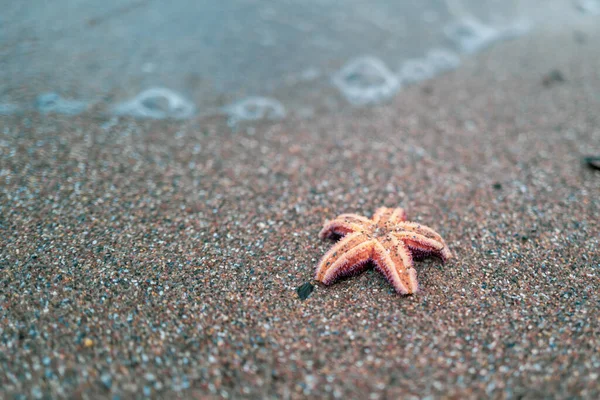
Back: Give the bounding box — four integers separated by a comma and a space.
0, 0, 596, 119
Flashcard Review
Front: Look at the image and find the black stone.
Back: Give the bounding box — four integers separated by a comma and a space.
542, 70, 565, 87
297, 282, 314, 300
583, 156, 600, 171
100, 373, 112, 390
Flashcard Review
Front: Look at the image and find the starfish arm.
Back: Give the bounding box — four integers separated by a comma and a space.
318, 240, 376, 285
372, 237, 418, 294
315, 232, 371, 282
372, 207, 407, 225
392, 231, 451, 262
335, 213, 372, 224
396, 221, 447, 243
319, 214, 372, 240
396, 222, 453, 260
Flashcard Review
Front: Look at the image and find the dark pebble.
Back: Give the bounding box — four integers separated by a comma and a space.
297, 282, 314, 300
100, 373, 112, 390
542, 70, 566, 87
583, 156, 600, 171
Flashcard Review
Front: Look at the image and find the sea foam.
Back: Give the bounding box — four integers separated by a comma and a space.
36, 93, 88, 115
223, 97, 286, 123
332, 56, 400, 106
0, 103, 19, 115
444, 18, 531, 54
575, 0, 600, 15
112, 88, 195, 120
426, 48, 461, 72
398, 59, 437, 84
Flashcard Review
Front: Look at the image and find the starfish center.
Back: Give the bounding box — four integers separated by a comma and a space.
372, 224, 389, 238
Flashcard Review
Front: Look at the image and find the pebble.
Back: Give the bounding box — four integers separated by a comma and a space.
297, 282, 315, 300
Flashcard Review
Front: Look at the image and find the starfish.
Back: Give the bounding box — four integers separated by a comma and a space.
315, 207, 452, 294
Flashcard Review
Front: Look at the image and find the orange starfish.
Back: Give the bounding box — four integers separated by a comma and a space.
315, 207, 452, 294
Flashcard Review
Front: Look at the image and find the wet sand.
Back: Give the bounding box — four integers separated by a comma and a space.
1, 20, 600, 399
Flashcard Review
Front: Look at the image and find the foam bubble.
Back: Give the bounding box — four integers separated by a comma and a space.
426, 48, 461, 72
35, 93, 88, 115
0, 103, 19, 115
112, 88, 195, 120
444, 18, 530, 54
443, 18, 501, 54
398, 59, 437, 84
575, 0, 600, 15
300, 67, 321, 81
332, 56, 400, 106
500, 20, 533, 40
223, 97, 286, 123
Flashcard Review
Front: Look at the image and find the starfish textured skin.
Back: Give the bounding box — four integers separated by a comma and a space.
315, 207, 452, 295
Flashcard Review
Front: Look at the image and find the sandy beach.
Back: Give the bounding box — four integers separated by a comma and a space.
2, 14, 600, 400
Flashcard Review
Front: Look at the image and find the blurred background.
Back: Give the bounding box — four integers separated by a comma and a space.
0, 0, 597, 120
2, 2, 600, 398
